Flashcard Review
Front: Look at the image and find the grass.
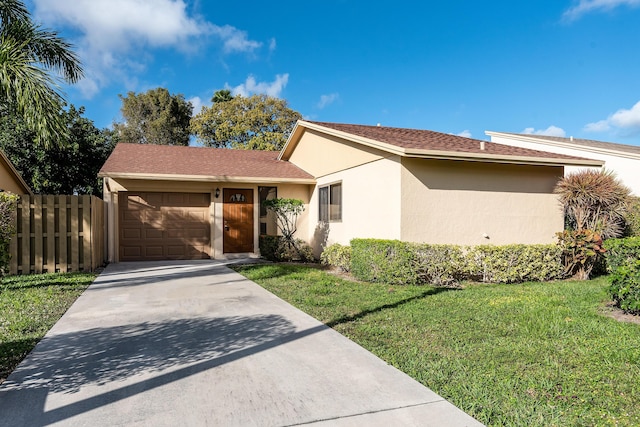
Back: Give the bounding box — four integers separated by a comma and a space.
235, 264, 640, 427
0, 272, 95, 383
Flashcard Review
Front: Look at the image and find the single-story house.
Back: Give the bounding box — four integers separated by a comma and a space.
0, 149, 32, 195
99, 121, 603, 262
486, 131, 640, 195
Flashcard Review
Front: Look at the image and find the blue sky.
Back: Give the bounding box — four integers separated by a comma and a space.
26, 0, 640, 145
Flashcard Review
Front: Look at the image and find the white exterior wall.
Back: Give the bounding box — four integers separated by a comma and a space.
306, 157, 403, 254
488, 133, 639, 195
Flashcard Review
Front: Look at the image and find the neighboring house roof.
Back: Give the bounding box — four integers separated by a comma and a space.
99, 143, 315, 183
485, 131, 640, 159
0, 149, 33, 195
281, 121, 603, 167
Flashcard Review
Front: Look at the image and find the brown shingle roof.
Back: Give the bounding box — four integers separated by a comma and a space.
306, 121, 596, 162
500, 132, 640, 156
99, 143, 314, 181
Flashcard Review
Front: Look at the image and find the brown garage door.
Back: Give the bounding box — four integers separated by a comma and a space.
119, 192, 211, 261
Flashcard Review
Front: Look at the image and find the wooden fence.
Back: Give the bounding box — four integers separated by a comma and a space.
10, 195, 105, 275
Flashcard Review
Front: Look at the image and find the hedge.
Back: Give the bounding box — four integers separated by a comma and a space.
609, 260, 640, 315
345, 239, 563, 286
604, 237, 640, 272
466, 244, 564, 284
604, 237, 640, 314
320, 243, 351, 272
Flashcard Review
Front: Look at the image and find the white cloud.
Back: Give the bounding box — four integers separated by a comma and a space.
317, 93, 339, 109
32, 0, 263, 97
584, 100, 640, 134
456, 130, 472, 138
188, 96, 206, 115
211, 25, 262, 54
522, 126, 567, 137
228, 74, 289, 98
268, 38, 277, 52
563, 0, 640, 21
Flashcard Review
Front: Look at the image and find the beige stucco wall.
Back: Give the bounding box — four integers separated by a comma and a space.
0, 157, 29, 195
287, 129, 388, 178
103, 177, 310, 262
400, 158, 565, 245
306, 156, 403, 255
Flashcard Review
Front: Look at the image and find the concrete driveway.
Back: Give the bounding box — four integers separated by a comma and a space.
0, 261, 483, 426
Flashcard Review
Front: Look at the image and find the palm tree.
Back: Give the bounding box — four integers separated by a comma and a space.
0, 0, 83, 147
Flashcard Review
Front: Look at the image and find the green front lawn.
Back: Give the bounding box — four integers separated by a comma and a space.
0, 273, 95, 383
235, 264, 640, 427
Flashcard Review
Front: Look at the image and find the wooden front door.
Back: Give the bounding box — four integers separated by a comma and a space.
223, 188, 254, 253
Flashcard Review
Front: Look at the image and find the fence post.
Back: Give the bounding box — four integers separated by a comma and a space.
34, 196, 43, 273
58, 195, 67, 273
46, 196, 55, 273
21, 195, 31, 274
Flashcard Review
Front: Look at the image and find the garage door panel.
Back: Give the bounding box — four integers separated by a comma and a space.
119, 192, 211, 261
122, 228, 141, 239
122, 246, 142, 257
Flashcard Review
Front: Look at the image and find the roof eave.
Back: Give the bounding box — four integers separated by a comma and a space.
404, 149, 605, 167
98, 172, 316, 185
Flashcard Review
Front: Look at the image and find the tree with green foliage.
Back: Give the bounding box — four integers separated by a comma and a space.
555, 169, 631, 239
554, 169, 631, 279
191, 94, 302, 150
114, 88, 193, 146
0, 0, 83, 147
0, 104, 116, 196
211, 89, 233, 103
261, 198, 313, 261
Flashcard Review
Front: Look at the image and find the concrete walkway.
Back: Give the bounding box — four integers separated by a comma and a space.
0, 261, 483, 426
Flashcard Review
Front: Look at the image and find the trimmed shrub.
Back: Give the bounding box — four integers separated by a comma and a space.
604, 237, 640, 272
413, 244, 465, 286
609, 260, 640, 315
350, 239, 418, 285
259, 235, 315, 262
465, 244, 564, 284
259, 235, 280, 261
350, 239, 564, 286
320, 243, 352, 272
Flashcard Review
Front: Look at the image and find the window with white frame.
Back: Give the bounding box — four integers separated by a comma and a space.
319, 182, 342, 222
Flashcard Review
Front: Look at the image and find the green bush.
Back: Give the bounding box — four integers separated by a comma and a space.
259, 235, 315, 262
320, 243, 352, 272
624, 197, 640, 237
0, 192, 19, 276
259, 235, 280, 261
466, 244, 564, 284
556, 229, 606, 280
604, 237, 640, 272
413, 244, 465, 286
609, 260, 640, 315
350, 239, 565, 286
350, 239, 418, 285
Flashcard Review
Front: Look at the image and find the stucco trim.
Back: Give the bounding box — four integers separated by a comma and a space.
485, 131, 640, 161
